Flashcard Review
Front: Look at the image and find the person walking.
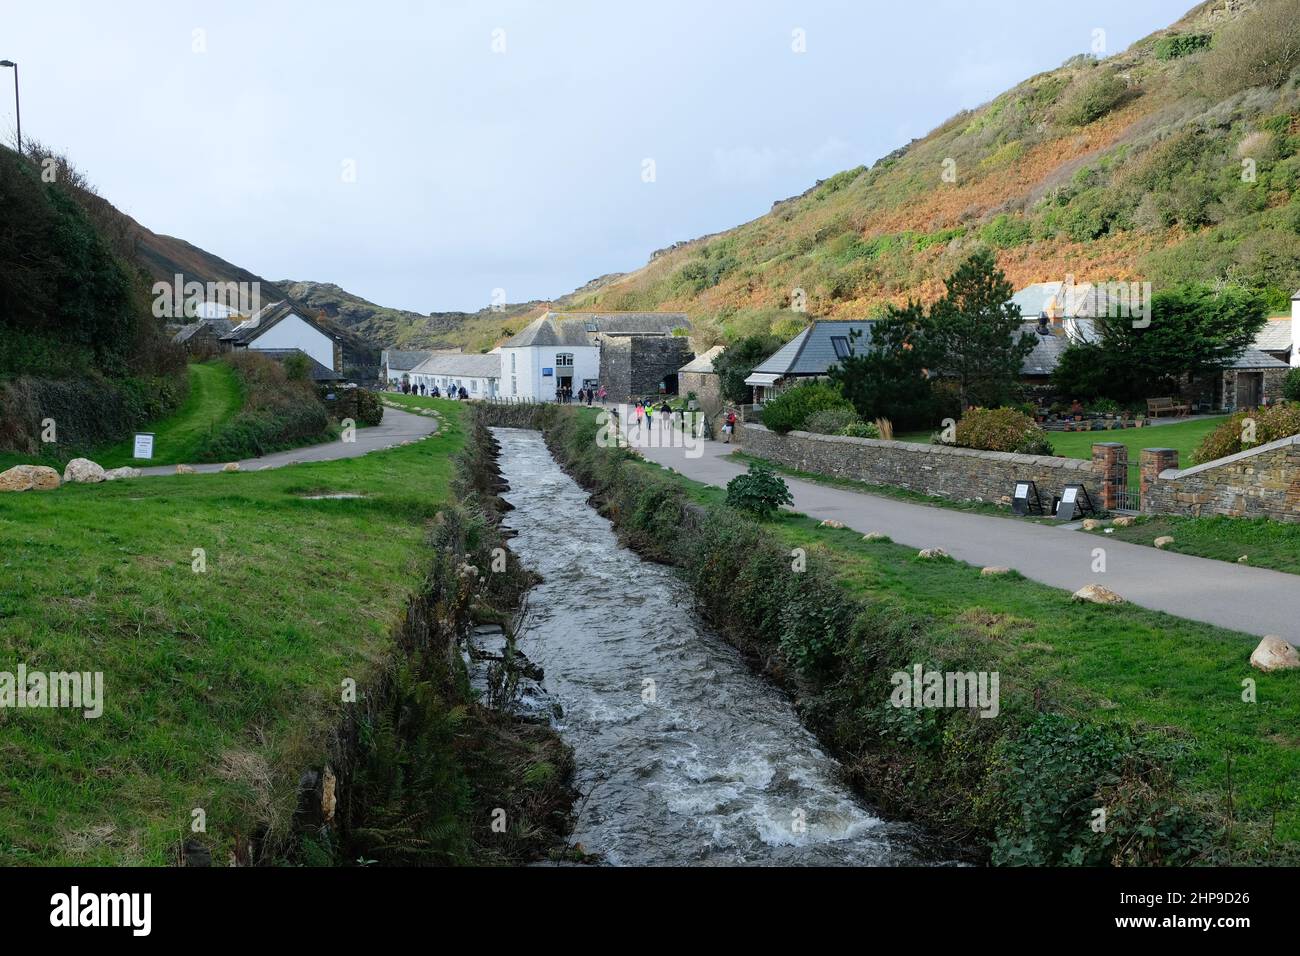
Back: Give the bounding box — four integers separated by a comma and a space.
597, 384, 607, 404
723, 408, 738, 443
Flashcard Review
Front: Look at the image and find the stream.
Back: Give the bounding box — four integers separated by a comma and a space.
492, 427, 943, 866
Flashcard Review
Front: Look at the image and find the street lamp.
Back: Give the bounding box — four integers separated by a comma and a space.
0, 60, 19, 155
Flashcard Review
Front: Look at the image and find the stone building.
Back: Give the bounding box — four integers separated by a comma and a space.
677, 345, 725, 410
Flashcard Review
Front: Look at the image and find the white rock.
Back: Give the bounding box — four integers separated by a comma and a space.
1112, 516, 1136, 527
221, 462, 240, 473
863, 532, 889, 541
1238, 555, 1249, 564
819, 519, 845, 529
1081, 518, 1103, 531
62, 458, 106, 484
981, 566, 1012, 576
175, 464, 196, 475
103, 467, 142, 481
1250, 636, 1300, 672
1072, 584, 1124, 605
1154, 536, 1175, 549
918, 547, 949, 559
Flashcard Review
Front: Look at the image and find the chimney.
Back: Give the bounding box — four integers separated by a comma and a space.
1292, 290, 1300, 368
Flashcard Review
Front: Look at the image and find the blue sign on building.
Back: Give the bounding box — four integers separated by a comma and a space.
542, 367, 554, 377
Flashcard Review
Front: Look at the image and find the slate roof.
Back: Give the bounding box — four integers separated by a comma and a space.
1252, 319, 1292, 353
1011, 281, 1120, 319
172, 317, 235, 344
383, 349, 434, 372
751, 321, 875, 377
679, 345, 725, 374
254, 348, 344, 382
410, 352, 502, 379
221, 300, 340, 347
501, 311, 691, 348
1225, 348, 1290, 370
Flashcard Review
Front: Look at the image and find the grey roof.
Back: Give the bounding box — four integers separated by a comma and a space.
1011, 281, 1121, 319
1226, 348, 1290, 370
752, 321, 875, 377
383, 349, 433, 372
501, 311, 690, 348
410, 352, 502, 379
222, 300, 339, 346
679, 345, 725, 374
172, 317, 235, 344
1020, 326, 1074, 377
254, 348, 344, 381
1252, 319, 1292, 353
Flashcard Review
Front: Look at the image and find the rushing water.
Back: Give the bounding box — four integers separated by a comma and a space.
493, 427, 938, 866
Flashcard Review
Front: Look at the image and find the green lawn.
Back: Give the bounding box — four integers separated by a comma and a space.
0, 399, 464, 864
1089, 513, 1300, 576
635, 456, 1300, 860
0, 362, 244, 472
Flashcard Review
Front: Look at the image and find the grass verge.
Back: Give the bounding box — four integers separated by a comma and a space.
1086, 513, 1300, 576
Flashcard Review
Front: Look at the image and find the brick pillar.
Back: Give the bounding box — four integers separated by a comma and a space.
1091, 442, 1127, 510
1140, 448, 1179, 503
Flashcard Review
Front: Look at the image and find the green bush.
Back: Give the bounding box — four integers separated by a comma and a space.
840, 420, 882, 439
725, 462, 794, 519
803, 406, 861, 435
954, 407, 1054, 454
197, 353, 333, 461
1192, 402, 1300, 463
980, 214, 1032, 248
1154, 34, 1210, 60
1284, 369, 1300, 404
1058, 70, 1129, 127
760, 381, 854, 434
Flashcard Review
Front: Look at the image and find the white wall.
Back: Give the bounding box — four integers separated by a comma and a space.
410, 371, 498, 398
501, 345, 599, 400
250, 314, 335, 370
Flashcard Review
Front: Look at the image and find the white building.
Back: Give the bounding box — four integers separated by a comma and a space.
221, 301, 342, 372
498, 315, 601, 400
381, 350, 433, 386
409, 352, 502, 398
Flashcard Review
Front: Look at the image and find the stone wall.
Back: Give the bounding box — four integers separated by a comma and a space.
738, 422, 1105, 507
1142, 436, 1300, 522
680, 370, 722, 412
599, 336, 692, 402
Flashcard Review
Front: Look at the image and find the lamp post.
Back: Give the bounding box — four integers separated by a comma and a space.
0, 61, 19, 155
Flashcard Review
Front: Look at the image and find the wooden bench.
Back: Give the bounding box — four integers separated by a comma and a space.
1147, 396, 1191, 418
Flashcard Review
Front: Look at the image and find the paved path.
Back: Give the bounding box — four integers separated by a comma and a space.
138, 406, 438, 476
639, 436, 1298, 645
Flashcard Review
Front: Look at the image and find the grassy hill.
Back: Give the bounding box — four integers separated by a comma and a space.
563, 0, 1300, 343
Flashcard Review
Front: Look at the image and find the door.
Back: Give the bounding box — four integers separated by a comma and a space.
1235, 372, 1263, 410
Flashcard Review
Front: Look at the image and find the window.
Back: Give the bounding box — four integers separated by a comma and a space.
511, 376, 517, 396
511, 353, 516, 371
556, 352, 574, 367
471, 379, 479, 393
831, 336, 852, 361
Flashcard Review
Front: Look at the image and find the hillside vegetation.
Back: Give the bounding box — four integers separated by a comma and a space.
565, 0, 1300, 343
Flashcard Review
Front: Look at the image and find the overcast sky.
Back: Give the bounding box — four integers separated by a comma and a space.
3, 0, 1193, 313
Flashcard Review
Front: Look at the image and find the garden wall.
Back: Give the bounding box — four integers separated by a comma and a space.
737, 422, 1105, 507
1142, 435, 1300, 523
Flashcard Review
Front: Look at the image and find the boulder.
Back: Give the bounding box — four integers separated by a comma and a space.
1081, 518, 1103, 531
62, 458, 106, 484
1112, 516, 1136, 527
981, 566, 1012, 576
1249, 636, 1300, 673
175, 464, 196, 475
863, 532, 889, 542
103, 467, 142, 481
917, 547, 949, 560
1238, 555, 1249, 564
221, 462, 240, 473
1154, 536, 1175, 549
0, 464, 61, 492
819, 519, 845, 529
1072, 584, 1124, 605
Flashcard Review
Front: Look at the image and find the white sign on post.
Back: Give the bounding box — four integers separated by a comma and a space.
133, 433, 155, 460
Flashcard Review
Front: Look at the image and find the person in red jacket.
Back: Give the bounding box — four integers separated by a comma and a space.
723, 409, 738, 443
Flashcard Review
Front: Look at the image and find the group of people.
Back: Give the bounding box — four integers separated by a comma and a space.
556, 384, 605, 405
395, 381, 468, 400
627, 398, 676, 429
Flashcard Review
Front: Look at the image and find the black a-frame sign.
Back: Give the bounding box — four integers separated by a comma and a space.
1011, 480, 1045, 516
1055, 483, 1097, 520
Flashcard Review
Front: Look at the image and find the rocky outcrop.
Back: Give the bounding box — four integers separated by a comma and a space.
0, 464, 61, 492
63, 458, 107, 484
1249, 636, 1300, 672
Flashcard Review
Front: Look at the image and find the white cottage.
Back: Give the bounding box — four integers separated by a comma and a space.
498, 315, 601, 400
221, 300, 343, 372
409, 352, 502, 398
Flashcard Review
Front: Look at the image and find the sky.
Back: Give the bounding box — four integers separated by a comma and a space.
1, 0, 1195, 313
